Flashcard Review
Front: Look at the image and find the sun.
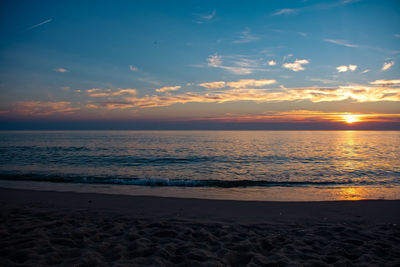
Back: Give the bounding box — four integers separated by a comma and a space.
342, 114, 361, 124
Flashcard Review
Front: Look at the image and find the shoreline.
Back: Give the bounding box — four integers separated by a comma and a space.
1, 187, 400, 224
1, 179, 400, 202
1, 188, 399, 265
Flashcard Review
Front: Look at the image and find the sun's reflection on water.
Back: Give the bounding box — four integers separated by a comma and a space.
336, 187, 366, 200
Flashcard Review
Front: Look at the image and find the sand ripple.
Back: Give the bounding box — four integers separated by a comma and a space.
1, 206, 399, 266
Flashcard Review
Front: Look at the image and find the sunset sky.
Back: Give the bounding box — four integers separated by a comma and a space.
0, 0, 399, 130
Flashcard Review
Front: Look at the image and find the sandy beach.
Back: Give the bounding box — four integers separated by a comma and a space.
1, 187, 399, 266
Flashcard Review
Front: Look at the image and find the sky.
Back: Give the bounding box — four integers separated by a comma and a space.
0, 0, 399, 130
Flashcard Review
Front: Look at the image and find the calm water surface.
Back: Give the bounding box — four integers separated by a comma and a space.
0, 131, 399, 201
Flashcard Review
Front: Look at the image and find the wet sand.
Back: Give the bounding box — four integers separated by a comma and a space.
0, 187, 399, 266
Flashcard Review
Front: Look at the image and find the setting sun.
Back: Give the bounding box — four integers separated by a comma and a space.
342, 114, 361, 124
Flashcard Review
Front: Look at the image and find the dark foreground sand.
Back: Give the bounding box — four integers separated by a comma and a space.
1, 188, 399, 266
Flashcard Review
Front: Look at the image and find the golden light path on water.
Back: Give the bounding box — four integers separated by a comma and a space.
0, 131, 399, 201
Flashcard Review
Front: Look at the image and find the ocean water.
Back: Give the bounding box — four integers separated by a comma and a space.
0, 131, 399, 201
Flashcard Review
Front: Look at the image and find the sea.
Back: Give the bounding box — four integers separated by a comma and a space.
0, 130, 399, 201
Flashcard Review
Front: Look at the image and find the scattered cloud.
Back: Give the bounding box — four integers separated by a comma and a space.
207, 54, 253, 74
268, 60, 277, 66
25, 18, 53, 31
86, 101, 137, 110
283, 59, 309, 72
382, 61, 395, 71
227, 79, 277, 88
349, 65, 357, 71
298, 32, 308, 37
369, 79, 400, 86
324, 39, 359, 48
342, 0, 360, 3
198, 79, 276, 89
308, 78, 340, 84
55, 68, 68, 73
12, 101, 79, 115
129, 65, 138, 72
233, 28, 260, 44
336, 64, 357, 72
196, 10, 216, 24
270, 1, 359, 17
208, 54, 223, 67
198, 81, 226, 89
336, 66, 348, 72
361, 69, 370, 74
395, 34, 400, 38
271, 8, 297, 16
155, 86, 181, 93
87, 83, 400, 110
283, 54, 294, 61
87, 88, 137, 97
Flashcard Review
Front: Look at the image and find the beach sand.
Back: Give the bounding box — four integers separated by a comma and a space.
1, 187, 399, 266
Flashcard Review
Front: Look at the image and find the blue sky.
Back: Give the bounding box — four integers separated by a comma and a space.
0, 0, 399, 129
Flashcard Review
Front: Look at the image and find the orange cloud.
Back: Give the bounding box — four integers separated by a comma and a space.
155, 86, 181, 93
198, 81, 226, 89
382, 61, 395, 71
198, 79, 276, 89
87, 88, 137, 97
198, 110, 400, 124
86, 83, 400, 110
54, 68, 68, 73
12, 101, 79, 115
369, 79, 400, 86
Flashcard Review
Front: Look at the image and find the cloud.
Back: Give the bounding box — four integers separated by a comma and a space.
271, 8, 296, 16
202, 10, 216, 20
233, 28, 260, 44
12, 101, 79, 115
88, 82, 400, 111
25, 18, 52, 31
198, 79, 276, 89
268, 60, 277, 66
270, 1, 359, 17
324, 39, 359, 48
382, 61, 395, 71
336, 66, 348, 72
336, 64, 357, 72
155, 86, 181, 93
348, 65, 357, 71
87, 88, 137, 97
283, 54, 293, 61
207, 54, 223, 67
198, 81, 226, 89
204, 110, 400, 123
361, 69, 370, 74
369, 80, 400, 86
226, 79, 277, 88
205, 53, 274, 74
196, 10, 216, 24
395, 34, 400, 38
207, 54, 253, 74
308, 78, 340, 84
129, 65, 138, 72
55, 68, 68, 73
283, 59, 309, 72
